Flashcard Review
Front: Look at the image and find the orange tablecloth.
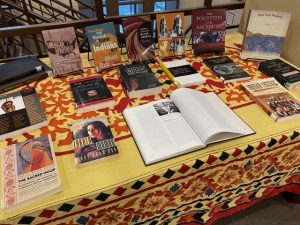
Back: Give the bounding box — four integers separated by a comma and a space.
1, 33, 300, 225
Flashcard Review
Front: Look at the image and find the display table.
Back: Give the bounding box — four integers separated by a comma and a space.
1, 33, 300, 225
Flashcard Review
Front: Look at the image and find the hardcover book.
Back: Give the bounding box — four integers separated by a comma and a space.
71, 116, 119, 167
0, 88, 48, 140
203, 56, 250, 83
241, 78, 300, 122
1, 135, 62, 211
123, 88, 254, 165
240, 10, 291, 60
70, 76, 115, 113
85, 22, 122, 72
259, 59, 300, 90
158, 59, 206, 87
192, 9, 226, 54
42, 27, 83, 76
156, 12, 185, 59
119, 62, 162, 99
122, 16, 156, 63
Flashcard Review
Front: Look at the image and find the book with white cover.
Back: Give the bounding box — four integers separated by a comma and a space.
1, 135, 62, 211
123, 88, 254, 165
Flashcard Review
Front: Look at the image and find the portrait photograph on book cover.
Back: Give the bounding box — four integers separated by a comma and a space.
71, 117, 118, 166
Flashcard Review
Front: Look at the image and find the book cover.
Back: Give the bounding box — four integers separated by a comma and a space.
203, 56, 250, 83
156, 12, 185, 59
42, 27, 83, 76
0, 88, 48, 140
1, 135, 62, 211
240, 10, 291, 60
71, 116, 119, 167
159, 59, 206, 87
259, 59, 300, 90
192, 9, 226, 54
119, 62, 162, 98
85, 22, 121, 72
242, 78, 300, 122
122, 16, 156, 63
70, 76, 114, 113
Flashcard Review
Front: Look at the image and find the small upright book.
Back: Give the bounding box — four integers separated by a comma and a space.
70, 76, 115, 113
122, 16, 156, 63
119, 62, 162, 99
259, 59, 300, 90
123, 88, 254, 165
71, 116, 119, 167
85, 22, 122, 72
203, 56, 250, 83
240, 10, 291, 60
159, 59, 206, 87
241, 78, 300, 122
192, 9, 226, 54
0, 88, 48, 140
156, 12, 185, 59
1, 135, 62, 211
42, 27, 83, 76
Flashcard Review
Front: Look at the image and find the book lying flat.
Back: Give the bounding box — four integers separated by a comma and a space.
123, 88, 254, 165
203, 56, 250, 83
0, 88, 48, 140
242, 78, 300, 122
1, 135, 62, 211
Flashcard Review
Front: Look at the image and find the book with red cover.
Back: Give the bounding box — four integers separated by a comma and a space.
192, 9, 226, 55
122, 16, 155, 63
70, 76, 114, 113
156, 12, 185, 59
42, 27, 83, 76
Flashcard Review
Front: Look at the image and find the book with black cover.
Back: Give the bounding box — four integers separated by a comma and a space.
122, 15, 156, 63
119, 62, 162, 99
70, 76, 115, 113
259, 59, 300, 90
192, 9, 226, 54
123, 88, 254, 165
203, 56, 250, 83
0, 88, 48, 140
71, 116, 119, 167
0, 56, 52, 94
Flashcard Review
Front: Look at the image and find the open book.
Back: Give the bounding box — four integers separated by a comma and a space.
123, 88, 254, 165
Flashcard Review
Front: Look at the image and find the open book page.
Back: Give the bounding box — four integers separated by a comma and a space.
171, 88, 254, 144
123, 99, 205, 164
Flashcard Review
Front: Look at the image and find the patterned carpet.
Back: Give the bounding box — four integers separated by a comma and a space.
214, 194, 300, 225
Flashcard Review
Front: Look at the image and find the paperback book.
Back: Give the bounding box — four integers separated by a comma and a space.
119, 62, 162, 99
122, 16, 156, 63
259, 59, 300, 90
0, 56, 52, 94
240, 10, 291, 60
1, 135, 62, 211
158, 59, 206, 87
241, 78, 300, 122
85, 22, 122, 72
123, 88, 254, 165
71, 116, 119, 167
70, 76, 115, 113
42, 27, 83, 76
192, 9, 226, 54
203, 56, 250, 83
0, 88, 48, 140
156, 12, 185, 59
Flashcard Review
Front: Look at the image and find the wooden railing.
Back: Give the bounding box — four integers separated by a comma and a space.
0, 0, 245, 62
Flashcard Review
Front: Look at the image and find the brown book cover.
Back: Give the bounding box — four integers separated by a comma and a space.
42, 27, 83, 76
156, 12, 185, 59
192, 9, 226, 54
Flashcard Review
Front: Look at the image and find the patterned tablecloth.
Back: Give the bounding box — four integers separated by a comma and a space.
1, 33, 300, 225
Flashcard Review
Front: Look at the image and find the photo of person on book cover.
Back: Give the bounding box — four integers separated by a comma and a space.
0, 94, 25, 115
16, 136, 54, 174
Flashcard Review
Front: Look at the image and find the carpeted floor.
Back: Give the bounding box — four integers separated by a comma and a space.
214, 195, 300, 225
